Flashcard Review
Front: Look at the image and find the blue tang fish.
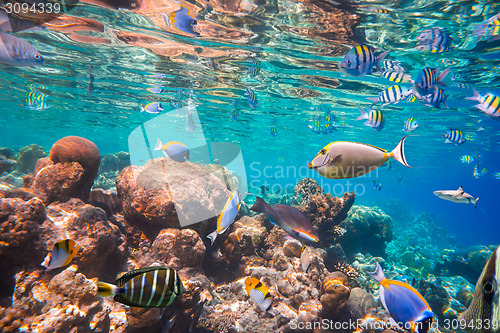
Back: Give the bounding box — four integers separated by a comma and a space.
250, 197, 319, 243
339, 44, 389, 77
154, 139, 190, 162
0, 31, 44, 67
369, 263, 433, 332
141, 102, 164, 114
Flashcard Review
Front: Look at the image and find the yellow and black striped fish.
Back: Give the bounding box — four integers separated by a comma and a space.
367, 85, 411, 107
245, 277, 272, 311
382, 70, 413, 83
97, 266, 186, 308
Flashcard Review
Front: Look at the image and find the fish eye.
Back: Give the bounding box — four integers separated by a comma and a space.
483, 279, 496, 294
319, 149, 326, 155
34, 54, 41, 59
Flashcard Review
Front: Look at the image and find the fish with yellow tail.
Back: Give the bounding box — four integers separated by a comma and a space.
245, 277, 273, 311
207, 190, 242, 245
308, 136, 412, 179
155, 139, 190, 163
369, 262, 433, 333
97, 266, 185, 308
250, 197, 319, 243
458, 245, 500, 333
42, 239, 79, 270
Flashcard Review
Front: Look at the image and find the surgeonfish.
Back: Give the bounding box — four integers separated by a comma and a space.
460, 155, 474, 164
42, 239, 79, 270
367, 85, 412, 107
245, 277, 273, 311
433, 186, 479, 208
472, 12, 500, 42
300, 245, 310, 272
141, 102, 164, 114
244, 88, 258, 109
373, 180, 382, 191
0, 31, 44, 67
160, 7, 199, 36
413, 67, 449, 96
307, 136, 412, 179
443, 129, 466, 145
339, 44, 390, 77
154, 139, 190, 162
355, 106, 384, 131
207, 190, 242, 245
422, 87, 448, 109
97, 266, 186, 308
465, 89, 500, 117
403, 118, 419, 132
369, 263, 434, 332
250, 197, 319, 243
147, 86, 165, 94
457, 245, 499, 333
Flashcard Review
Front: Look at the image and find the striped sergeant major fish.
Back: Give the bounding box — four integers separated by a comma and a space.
382, 60, 405, 72
443, 129, 466, 145
244, 88, 258, 109
413, 67, 450, 96
473, 12, 500, 42
97, 266, 186, 308
465, 88, 500, 117
245, 277, 273, 311
415, 27, 452, 53
382, 70, 413, 83
367, 85, 412, 107
402, 118, 419, 132
355, 106, 384, 131
422, 87, 448, 109
460, 155, 474, 164
26, 89, 49, 111
340, 44, 390, 77
247, 59, 261, 76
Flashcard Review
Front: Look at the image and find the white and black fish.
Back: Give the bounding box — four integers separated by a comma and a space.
97, 266, 186, 308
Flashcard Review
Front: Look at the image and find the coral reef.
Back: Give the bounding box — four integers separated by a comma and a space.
16, 144, 46, 174
116, 157, 231, 239
99, 151, 130, 174
339, 205, 393, 260
30, 136, 101, 204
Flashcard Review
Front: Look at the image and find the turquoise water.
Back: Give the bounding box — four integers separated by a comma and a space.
1, 0, 500, 248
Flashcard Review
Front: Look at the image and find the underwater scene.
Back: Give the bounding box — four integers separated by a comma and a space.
0, 0, 500, 331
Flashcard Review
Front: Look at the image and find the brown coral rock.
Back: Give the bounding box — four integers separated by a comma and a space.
345, 287, 377, 322
320, 272, 350, 319
152, 228, 206, 270
116, 157, 229, 239
16, 144, 46, 173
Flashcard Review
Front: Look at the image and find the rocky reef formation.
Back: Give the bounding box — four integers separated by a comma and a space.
93, 151, 131, 191
0, 145, 488, 333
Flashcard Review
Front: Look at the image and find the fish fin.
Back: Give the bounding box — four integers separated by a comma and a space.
330, 154, 343, 166
366, 97, 379, 103
445, 139, 451, 143
355, 106, 368, 120
465, 88, 481, 101
364, 121, 375, 127
115, 266, 173, 286
474, 197, 479, 208
97, 281, 117, 297
457, 186, 464, 193
154, 138, 163, 150
207, 230, 218, 245
368, 262, 386, 282
375, 50, 390, 72
437, 68, 450, 86
250, 197, 267, 214
390, 136, 411, 168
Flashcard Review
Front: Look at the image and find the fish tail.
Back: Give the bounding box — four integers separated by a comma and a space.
390, 136, 411, 168
366, 97, 379, 103
474, 197, 479, 208
465, 88, 481, 101
437, 68, 450, 86
250, 197, 267, 213
368, 262, 386, 282
375, 50, 390, 72
207, 231, 218, 245
97, 281, 117, 297
154, 138, 163, 151
140, 106, 145, 112
355, 106, 368, 121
